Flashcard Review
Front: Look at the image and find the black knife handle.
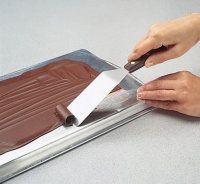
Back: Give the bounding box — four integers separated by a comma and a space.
124, 45, 167, 73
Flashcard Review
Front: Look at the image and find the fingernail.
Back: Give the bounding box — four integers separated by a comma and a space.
137, 86, 144, 93
145, 60, 154, 68
137, 92, 142, 99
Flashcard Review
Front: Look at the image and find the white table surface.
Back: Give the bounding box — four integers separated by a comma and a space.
1, 0, 200, 183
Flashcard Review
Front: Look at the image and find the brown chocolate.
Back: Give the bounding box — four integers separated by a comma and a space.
0, 60, 120, 155
55, 104, 75, 126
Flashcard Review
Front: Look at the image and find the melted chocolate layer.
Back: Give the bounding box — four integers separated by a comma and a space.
0, 60, 105, 155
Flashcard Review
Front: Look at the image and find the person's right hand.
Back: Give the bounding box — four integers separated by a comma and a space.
128, 13, 200, 67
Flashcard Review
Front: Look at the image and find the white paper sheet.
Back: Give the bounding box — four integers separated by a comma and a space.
0, 125, 81, 166
68, 69, 129, 126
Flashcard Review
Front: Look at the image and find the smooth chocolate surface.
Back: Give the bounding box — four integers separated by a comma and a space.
0, 60, 104, 155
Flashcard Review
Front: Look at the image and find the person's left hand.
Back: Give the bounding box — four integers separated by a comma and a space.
137, 71, 200, 117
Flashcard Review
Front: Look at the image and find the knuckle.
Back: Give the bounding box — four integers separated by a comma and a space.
180, 71, 191, 77
151, 31, 162, 41
181, 80, 189, 90
180, 89, 189, 99
179, 71, 191, 89
177, 71, 186, 78
149, 25, 162, 41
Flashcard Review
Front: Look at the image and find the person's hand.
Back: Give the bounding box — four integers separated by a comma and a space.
128, 13, 200, 67
137, 71, 200, 117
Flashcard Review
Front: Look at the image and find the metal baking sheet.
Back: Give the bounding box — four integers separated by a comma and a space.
0, 49, 154, 182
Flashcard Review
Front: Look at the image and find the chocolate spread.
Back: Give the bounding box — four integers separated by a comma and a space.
0, 60, 116, 155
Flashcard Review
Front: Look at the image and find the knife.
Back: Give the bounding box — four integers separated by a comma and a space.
56, 46, 167, 126
124, 45, 166, 73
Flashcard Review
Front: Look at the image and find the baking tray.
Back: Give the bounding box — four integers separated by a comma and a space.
0, 49, 154, 182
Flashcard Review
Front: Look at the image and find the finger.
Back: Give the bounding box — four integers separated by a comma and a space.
128, 37, 161, 61
156, 72, 180, 80
138, 79, 177, 92
133, 33, 149, 51
137, 90, 177, 101
135, 37, 162, 57
128, 52, 140, 62
145, 44, 182, 66
128, 34, 149, 61
145, 100, 180, 111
